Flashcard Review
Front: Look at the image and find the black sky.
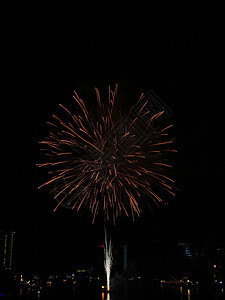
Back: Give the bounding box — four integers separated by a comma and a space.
1, 4, 224, 273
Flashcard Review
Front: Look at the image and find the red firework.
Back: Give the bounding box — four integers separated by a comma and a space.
37, 85, 176, 223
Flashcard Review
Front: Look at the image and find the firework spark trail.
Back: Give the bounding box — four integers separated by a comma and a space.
104, 228, 113, 292
37, 85, 176, 222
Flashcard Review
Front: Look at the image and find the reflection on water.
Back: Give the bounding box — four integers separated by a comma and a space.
188, 288, 191, 300
180, 286, 183, 300
100, 285, 225, 300
11, 283, 225, 300
101, 292, 111, 300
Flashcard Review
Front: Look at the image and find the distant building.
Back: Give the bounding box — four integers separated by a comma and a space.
178, 241, 225, 283
0, 231, 15, 270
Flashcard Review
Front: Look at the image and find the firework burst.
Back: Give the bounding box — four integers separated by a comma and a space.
37, 85, 176, 223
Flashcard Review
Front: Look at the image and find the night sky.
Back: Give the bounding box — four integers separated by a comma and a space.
1, 4, 224, 274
